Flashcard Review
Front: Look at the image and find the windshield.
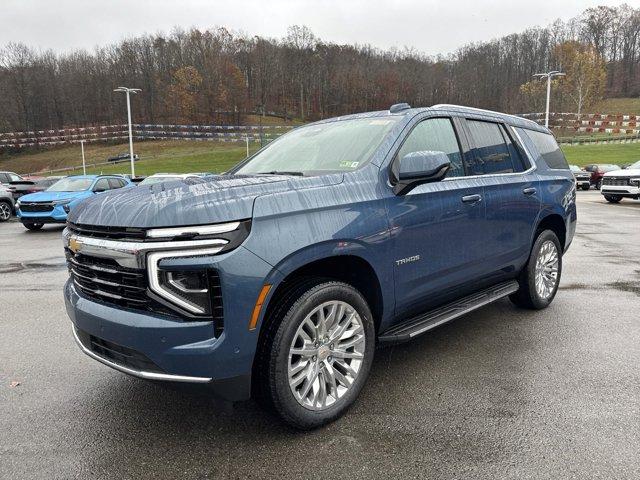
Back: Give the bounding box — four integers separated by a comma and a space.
599, 164, 621, 172
569, 165, 581, 172
47, 177, 93, 192
234, 117, 399, 176
627, 160, 640, 170
139, 176, 184, 186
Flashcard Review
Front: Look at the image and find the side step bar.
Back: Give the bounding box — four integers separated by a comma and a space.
378, 280, 519, 343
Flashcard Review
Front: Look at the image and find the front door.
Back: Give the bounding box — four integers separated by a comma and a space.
385, 116, 488, 320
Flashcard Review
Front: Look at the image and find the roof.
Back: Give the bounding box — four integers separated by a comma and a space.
310, 103, 548, 133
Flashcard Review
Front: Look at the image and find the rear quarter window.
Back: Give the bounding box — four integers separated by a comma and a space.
523, 129, 569, 170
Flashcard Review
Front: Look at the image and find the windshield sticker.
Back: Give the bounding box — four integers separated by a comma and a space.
339, 161, 360, 169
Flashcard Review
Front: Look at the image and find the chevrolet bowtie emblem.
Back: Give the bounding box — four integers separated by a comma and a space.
69, 237, 82, 254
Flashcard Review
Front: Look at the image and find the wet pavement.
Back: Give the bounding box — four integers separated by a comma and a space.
1, 190, 638, 479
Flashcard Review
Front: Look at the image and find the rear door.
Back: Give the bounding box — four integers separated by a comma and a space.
461, 118, 541, 275
386, 115, 489, 319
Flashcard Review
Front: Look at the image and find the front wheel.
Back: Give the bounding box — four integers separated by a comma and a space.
595, 180, 602, 190
256, 280, 375, 429
581, 183, 590, 191
510, 230, 562, 310
604, 194, 622, 203
0, 200, 12, 222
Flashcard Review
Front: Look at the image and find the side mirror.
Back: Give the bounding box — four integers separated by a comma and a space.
393, 150, 451, 195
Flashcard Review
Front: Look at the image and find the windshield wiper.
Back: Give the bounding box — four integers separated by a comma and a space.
259, 171, 304, 176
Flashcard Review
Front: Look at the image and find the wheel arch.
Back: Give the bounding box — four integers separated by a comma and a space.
535, 213, 567, 251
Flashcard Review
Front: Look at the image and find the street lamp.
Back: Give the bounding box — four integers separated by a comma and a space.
79, 140, 86, 175
533, 71, 565, 129
113, 86, 141, 177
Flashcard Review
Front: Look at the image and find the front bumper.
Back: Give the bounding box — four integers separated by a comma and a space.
600, 185, 640, 198
17, 205, 68, 223
65, 279, 256, 400
575, 179, 590, 187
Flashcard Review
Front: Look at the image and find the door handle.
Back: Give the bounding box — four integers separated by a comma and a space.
461, 194, 482, 204
523, 187, 537, 195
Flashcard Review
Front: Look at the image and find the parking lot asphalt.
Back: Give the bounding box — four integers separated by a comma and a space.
1, 190, 639, 480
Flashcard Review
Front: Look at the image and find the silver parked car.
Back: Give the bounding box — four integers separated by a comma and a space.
0, 185, 15, 222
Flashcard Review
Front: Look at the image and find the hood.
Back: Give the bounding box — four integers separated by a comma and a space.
18, 190, 86, 203
67, 173, 343, 228
604, 169, 640, 178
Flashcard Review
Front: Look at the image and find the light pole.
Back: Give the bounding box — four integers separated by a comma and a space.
114, 86, 141, 177
533, 71, 565, 129
80, 140, 86, 175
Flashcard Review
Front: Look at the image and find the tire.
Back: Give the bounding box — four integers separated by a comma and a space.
510, 230, 562, 310
23, 222, 44, 231
0, 200, 12, 222
581, 184, 590, 191
604, 194, 622, 203
255, 279, 375, 429
595, 180, 602, 190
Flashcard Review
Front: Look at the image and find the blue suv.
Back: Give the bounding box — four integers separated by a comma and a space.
17, 175, 131, 230
63, 104, 576, 428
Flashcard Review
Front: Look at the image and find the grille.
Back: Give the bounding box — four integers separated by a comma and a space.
20, 202, 54, 212
603, 177, 632, 186
66, 250, 150, 310
75, 328, 164, 373
66, 248, 224, 329
67, 222, 146, 239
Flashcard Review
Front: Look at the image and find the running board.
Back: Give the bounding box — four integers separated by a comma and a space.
378, 280, 519, 343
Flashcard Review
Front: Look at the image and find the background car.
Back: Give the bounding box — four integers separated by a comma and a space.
8, 176, 64, 200
0, 171, 23, 185
569, 165, 591, 190
15, 174, 131, 230
600, 159, 640, 203
107, 152, 139, 163
0, 185, 15, 222
137, 173, 204, 186
583, 163, 621, 189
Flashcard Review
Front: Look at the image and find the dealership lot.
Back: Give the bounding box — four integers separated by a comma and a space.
1, 190, 638, 479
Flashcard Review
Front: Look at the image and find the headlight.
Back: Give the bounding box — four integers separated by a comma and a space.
15, 200, 21, 209
147, 249, 223, 315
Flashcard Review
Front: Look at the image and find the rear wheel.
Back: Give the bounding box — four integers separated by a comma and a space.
256, 280, 375, 429
23, 222, 44, 231
581, 183, 590, 191
0, 200, 12, 222
604, 194, 622, 203
510, 230, 562, 310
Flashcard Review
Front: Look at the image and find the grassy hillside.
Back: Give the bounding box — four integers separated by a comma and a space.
590, 97, 640, 115
562, 142, 640, 166
2, 136, 637, 178
0, 140, 260, 176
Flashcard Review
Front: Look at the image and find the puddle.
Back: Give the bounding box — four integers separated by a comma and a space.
0, 260, 67, 274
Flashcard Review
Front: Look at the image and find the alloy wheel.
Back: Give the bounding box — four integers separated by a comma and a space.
287, 300, 366, 410
0, 202, 11, 221
534, 240, 559, 299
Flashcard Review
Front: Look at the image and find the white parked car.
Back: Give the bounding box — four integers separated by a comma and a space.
600, 160, 640, 203
137, 173, 204, 186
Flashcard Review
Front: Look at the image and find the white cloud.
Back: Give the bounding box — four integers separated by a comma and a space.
1, 0, 635, 55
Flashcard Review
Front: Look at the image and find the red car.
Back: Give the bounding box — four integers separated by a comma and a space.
583, 164, 621, 190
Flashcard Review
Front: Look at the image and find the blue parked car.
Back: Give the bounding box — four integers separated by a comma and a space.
16, 175, 131, 230
63, 104, 576, 428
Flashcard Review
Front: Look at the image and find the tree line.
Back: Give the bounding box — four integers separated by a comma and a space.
1, 4, 639, 133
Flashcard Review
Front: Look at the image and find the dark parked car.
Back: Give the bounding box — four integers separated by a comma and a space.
583, 163, 621, 189
569, 165, 591, 190
63, 103, 576, 428
8, 176, 64, 200
107, 152, 139, 163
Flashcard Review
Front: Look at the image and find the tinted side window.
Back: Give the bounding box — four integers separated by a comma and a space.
0, 173, 7, 183
108, 178, 124, 189
94, 179, 110, 191
523, 129, 569, 170
466, 120, 518, 175
397, 118, 464, 177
